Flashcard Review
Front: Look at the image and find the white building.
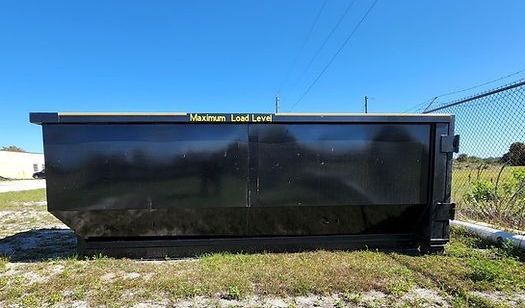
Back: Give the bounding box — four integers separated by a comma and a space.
0, 151, 45, 179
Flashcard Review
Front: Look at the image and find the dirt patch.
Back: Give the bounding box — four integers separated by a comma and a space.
125, 272, 141, 280
170, 290, 450, 307
101, 272, 116, 282
0, 207, 65, 237
402, 288, 450, 307
55, 300, 89, 308
21, 271, 48, 284
132, 299, 171, 308
19, 201, 47, 206
469, 291, 525, 306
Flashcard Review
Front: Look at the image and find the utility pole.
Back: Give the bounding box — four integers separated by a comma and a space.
275, 95, 280, 113
364, 96, 368, 113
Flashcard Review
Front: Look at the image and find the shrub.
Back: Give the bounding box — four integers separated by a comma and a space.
226, 285, 241, 300
460, 166, 525, 229
465, 180, 496, 202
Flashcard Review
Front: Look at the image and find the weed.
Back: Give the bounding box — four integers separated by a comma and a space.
287, 301, 297, 308
21, 295, 38, 308
90, 253, 109, 261
0, 277, 7, 289
342, 292, 362, 304
47, 292, 63, 305
72, 286, 86, 300
387, 279, 412, 297
226, 285, 241, 300
0, 256, 8, 272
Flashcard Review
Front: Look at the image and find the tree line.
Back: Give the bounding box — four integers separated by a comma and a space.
456, 142, 525, 166
1, 145, 26, 152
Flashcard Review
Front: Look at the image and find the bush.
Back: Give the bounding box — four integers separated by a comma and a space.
465, 180, 496, 202
461, 167, 525, 229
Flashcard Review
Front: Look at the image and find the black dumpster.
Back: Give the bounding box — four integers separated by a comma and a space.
30, 112, 458, 257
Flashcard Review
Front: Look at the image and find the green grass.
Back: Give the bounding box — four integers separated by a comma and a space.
452, 164, 524, 202
0, 229, 524, 307
0, 189, 46, 211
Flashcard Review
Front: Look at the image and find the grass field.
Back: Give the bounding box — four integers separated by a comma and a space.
452, 164, 525, 230
0, 189, 47, 211
451, 164, 524, 201
1, 189, 525, 307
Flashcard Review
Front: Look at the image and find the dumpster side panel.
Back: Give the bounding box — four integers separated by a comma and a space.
251, 124, 430, 207
43, 124, 249, 211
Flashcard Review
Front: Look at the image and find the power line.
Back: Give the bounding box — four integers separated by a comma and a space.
287, 0, 356, 94
290, 0, 379, 111
432, 68, 525, 99
277, 0, 328, 94
404, 67, 525, 113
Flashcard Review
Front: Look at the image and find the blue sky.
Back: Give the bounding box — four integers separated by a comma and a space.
1, 0, 524, 153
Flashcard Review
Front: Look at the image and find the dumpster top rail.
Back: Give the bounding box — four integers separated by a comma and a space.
30, 112, 453, 124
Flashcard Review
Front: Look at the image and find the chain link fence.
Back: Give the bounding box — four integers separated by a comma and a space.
423, 79, 525, 230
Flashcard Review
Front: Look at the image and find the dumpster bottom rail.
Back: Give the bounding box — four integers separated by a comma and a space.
77, 234, 439, 258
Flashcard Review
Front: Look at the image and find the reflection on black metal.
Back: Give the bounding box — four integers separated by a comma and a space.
30, 112, 457, 257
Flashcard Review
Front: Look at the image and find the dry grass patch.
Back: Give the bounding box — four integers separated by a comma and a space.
0, 256, 7, 272
185, 250, 414, 297
0, 251, 414, 306
391, 228, 525, 307
5, 251, 415, 306
0, 189, 46, 211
